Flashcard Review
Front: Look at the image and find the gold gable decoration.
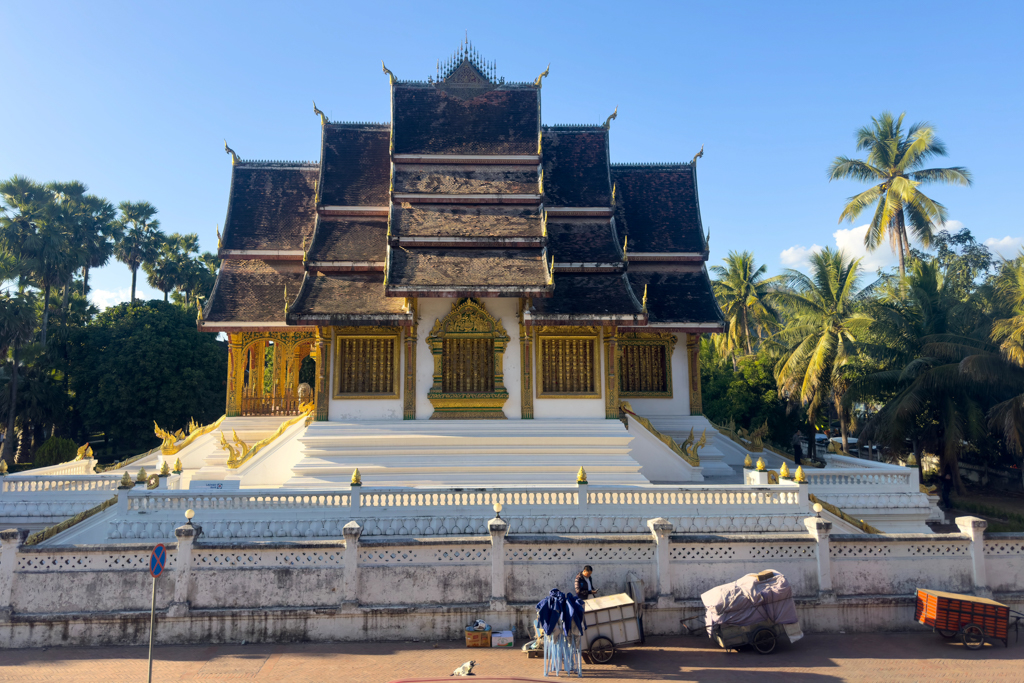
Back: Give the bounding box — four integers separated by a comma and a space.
426, 298, 510, 419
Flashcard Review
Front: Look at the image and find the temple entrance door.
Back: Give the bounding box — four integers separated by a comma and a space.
426, 298, 509, 419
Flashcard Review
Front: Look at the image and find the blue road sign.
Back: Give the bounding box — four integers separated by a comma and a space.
150, 544, 167, 578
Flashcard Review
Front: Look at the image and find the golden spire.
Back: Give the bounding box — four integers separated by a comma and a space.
794, 465, 807, 483
576, 466, 588, 484
351, 468, 362, 486
313, 100, 328, 125
0, 459, 7, 476
160, 460, 171, 476
743, 454, 753, 468
534, 63, 550, 87
780, 462, 790, 479
224, 140, 239, 165
755, 456, 766, 471
381, 61, 396, 86
602, 106, 618, 130
173, 457, 183, 473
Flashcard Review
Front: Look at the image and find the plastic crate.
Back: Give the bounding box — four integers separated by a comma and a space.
465, 628, 491, 647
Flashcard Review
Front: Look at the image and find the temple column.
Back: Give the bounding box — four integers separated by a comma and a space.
603, 325, 619, 419
315, 327, 330, 421
687, 333, 703, 415
403, 304, 417, 420
227, 334, 244, 417
519, 301, 533, 419
254, 341, 266, 397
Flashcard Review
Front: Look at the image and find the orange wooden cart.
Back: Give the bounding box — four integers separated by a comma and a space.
915, 588, 1021, 649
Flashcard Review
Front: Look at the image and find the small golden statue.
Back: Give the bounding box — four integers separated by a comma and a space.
173, 458, 183, 474
119, 472, 133, 488
755, 456, 766, 472
743, 454, 754, 469
0, 460, 8, 476
159, 461, 171, 476
780, 462, 791, 479
576, 466, 588, 484
137, 467, 148, 483
351, 468, 362, 486
794, 466, 807, 483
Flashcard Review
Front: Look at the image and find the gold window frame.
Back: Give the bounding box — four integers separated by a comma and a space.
618, 332, 676, 398
333, 326, 402, 400
535, 326, 601, 399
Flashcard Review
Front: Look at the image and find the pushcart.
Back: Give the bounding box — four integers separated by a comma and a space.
916, 588, 1023, 650
701, 570, 803, 655
582, 593, 642, 663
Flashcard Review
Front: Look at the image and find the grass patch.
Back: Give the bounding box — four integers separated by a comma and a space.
951, 498, 1024, 532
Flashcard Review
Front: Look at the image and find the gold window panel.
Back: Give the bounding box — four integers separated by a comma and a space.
333, 326, 401, 399
618, 332, 676, 398
535, 326, 600, 398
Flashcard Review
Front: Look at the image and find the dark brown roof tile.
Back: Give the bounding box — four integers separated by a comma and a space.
320, 125, 391, 206
612, 165, 705, 253
541, 129, 611, 206
204, 259, 303, 323
222, 166, 318, 251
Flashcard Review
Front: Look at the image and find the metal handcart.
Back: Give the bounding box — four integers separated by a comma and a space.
701, 570, 803, 655
916, 588, 1024, 650
582, 593, 643, 663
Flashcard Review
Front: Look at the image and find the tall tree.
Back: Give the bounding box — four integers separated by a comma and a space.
143, 234, 177, 302
78, 195, 120, 296
0, 248, 37, 466
711, 250, 780, 357
828, 112, 972, 276
113, 201, 162, 304
774, 248, 871, 452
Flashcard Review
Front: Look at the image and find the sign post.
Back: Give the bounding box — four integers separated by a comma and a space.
148, 543, 167, 683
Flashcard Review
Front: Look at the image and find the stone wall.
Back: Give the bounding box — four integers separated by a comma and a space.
1, 520, 1022, 648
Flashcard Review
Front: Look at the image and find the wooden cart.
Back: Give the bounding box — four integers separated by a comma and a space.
915, 588, 1015, 649
583, 593, 642, 663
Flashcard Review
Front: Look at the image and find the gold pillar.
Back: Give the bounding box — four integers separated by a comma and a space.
254, 341, 267, 396
687, 333, 703, 415
403, 301, 418, 420
315, 327, 330, 421
227, 333, 244, 416
603, 325, 619, 419
519, 300, 533, 419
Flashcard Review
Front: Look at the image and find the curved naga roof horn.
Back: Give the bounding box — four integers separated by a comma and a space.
534, 63, 550, 88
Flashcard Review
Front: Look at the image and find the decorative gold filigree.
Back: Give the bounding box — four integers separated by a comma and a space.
158, 415, 226, 455
334, 327, 401, 399
226, 407, 313, 469
618, 332, 675, 398
620, 402, 699, 467
536, 326, 600, 399
767, 470, 779, 484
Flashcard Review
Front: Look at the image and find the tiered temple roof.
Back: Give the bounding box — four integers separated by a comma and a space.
202, 42, 723, 334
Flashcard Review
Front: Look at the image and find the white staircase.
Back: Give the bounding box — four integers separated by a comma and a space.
189, 416, 298, 483
647, 415, 745, 478
284, 419, 650, 488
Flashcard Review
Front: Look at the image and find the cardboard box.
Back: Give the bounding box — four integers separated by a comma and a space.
464, 628, 491, 647
491, 630, 514, 647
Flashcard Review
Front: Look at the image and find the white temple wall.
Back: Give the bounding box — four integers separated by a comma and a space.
327, 327, 404, 421
622, 337, 690, 418
532, 325, 606, 419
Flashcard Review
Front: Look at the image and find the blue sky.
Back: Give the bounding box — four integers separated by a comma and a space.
2, 1, 1021, 307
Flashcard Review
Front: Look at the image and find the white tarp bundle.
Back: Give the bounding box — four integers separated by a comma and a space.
701, 570, 799, 629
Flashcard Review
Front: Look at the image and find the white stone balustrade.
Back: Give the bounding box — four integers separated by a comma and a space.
10, 459, 98, 477
0, 517, 1018, 648
2, 475, 121, 494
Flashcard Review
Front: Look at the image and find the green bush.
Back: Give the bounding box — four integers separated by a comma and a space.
32, 436, 79, 468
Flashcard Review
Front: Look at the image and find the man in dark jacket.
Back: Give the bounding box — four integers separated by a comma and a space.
574, 565, 598, 600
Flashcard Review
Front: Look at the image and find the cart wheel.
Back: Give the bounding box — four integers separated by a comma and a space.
589, 636, 615, 663
961, 624, 985, 650
937, 629, 958, 639
752, 628, 777, 654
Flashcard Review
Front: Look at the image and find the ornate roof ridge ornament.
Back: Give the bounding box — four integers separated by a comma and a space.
216, 224, 222, 249
224, 140, 240, 165
313, 100, 328, 126
283, 284, 289, 315
622, 235, 628, 262
534, 63, 550, 88
382, 61, 397, 86
602, 106, 618, 130
641, 284, 648, 313
691, 144, 704, 165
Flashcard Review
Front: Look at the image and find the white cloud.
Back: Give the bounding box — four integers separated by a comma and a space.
935, 219, 964, 234
90, 287, 162, 310
985, 236, 1024, 259
832, 224, 898, 273
780, 243, 823, 269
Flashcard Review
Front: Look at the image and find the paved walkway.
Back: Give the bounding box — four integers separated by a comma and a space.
1, 633, 1021, 682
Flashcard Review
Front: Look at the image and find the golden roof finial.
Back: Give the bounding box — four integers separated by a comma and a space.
196, 297, 204, 322
173, 457, 183, 474
691, 144, 704, 165
743, 454, 753, 468
160, 460, 171, 476
548, 253, 555, 285
602, 105, 618, 130
283, 284, 289, 314
313, 100, 328, 125
794, 465, 807, 483
0, 459, 8, 476
755, 456, 766, 471
382, 61, 396, 86
622, 234, 628, 261
780, 462, 790, 479
215, 224, 222, 249
224, 140, 239, 165
351, 468, 362, 486
611, 182, 617, 207
119, 471, 132, 488
641, 284, 648, 313
534, 63, 550, 88
576, 466, 588, 484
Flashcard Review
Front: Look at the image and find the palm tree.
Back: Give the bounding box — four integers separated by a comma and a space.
828, 112, 972, 276
143, 235, 178, 302
78, 195, 120, 296
113, 201, 162, 304
774, 248, 871, 453
710, 251, 781, 357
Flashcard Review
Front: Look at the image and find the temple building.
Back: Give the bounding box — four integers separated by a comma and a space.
196, 42, 726, 487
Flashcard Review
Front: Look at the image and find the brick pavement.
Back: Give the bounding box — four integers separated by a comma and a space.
0, 633, 1021, 682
